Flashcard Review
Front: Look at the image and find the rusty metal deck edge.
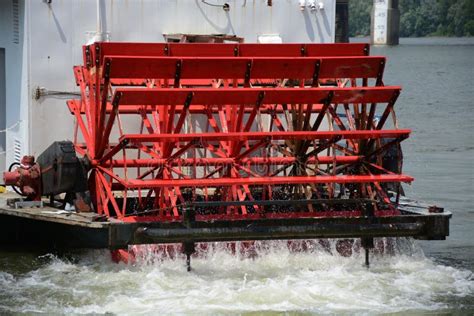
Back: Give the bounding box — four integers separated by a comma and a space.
0, 203, 451, 250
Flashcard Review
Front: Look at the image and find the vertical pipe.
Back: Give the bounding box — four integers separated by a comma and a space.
95, 0, 107, 41
96, 0, 101, 35
365, 248, 370, 267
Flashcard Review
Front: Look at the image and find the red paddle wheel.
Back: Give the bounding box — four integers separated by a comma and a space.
66, 42, 413, 267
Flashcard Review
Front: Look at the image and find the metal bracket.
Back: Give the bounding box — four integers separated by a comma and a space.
256, 90, 265, 107
300, 44, 307, 56
103, 60, 111, 80
244, 60, 252, 86
361, 202, 375, 218
174, 60, 182, 88
85, 46, 91, 68
112, 91, 122, 108
94, 44, 101, 66
363, 44, 370, 56
184, 91, 194, 108
312, 60, 321, 87
376, 59, 385, 86
7, 198, 44, 209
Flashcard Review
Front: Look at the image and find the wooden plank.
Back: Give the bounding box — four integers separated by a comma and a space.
0, 195, 108, 228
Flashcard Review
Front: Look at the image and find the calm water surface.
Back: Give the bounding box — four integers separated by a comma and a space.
369, 37, 474, 269
1, 37, 473, 315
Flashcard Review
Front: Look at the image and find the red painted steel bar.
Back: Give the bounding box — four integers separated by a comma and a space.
103, 156, 364, 167
126, 174, 414, 189
69, 86, 401, 116
67, 99, 323, 115
120, 130, 410, 144
114, 87, 401, 106
84, 43, 370, 67
104, 56, 385, 80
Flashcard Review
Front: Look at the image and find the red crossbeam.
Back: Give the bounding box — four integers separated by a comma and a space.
85, 43, 369, 67
67, 99, 326, 115
126, 174, 414, 189
115, 87, 400, 106
103, 156, 363, 167
120, 130, 410, 144
68, 85, 401, 115
105, 56, 384, 80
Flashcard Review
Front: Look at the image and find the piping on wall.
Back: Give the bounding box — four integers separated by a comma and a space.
87, 0, 109, 44
300, 0, 325, 12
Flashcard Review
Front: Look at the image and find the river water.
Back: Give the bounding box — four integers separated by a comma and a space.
1, 37, 473, 315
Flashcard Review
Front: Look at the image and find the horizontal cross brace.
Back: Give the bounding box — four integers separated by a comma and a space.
125, 174, 414, 189
108, 212, 450, 247
120, 130, 410, 143
68, 99, 328, 115
86, 43, 369, 67
132, 223, 422, 244
115, 87, 400, 106
103, 156, 363, 167
104, 56, 384, 80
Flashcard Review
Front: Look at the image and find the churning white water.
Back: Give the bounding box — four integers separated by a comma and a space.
0, 238, 473, 315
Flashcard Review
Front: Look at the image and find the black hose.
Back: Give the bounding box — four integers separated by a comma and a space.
201, 0, 230, 11
8, 162, 27, 196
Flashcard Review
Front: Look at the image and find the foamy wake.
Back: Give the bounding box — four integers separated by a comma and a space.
1, 238, 473, 315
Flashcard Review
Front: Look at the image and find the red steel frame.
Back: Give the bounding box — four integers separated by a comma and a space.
67, 42, 411, 222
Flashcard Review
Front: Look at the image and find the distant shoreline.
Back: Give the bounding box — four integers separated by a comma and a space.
350, 36, 474, 39
349, 37, 474, 45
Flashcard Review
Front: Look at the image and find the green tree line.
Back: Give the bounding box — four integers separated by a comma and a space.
349, 0, 474, 37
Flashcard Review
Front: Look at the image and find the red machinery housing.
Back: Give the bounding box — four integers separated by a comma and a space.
3, 156, 42, 201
